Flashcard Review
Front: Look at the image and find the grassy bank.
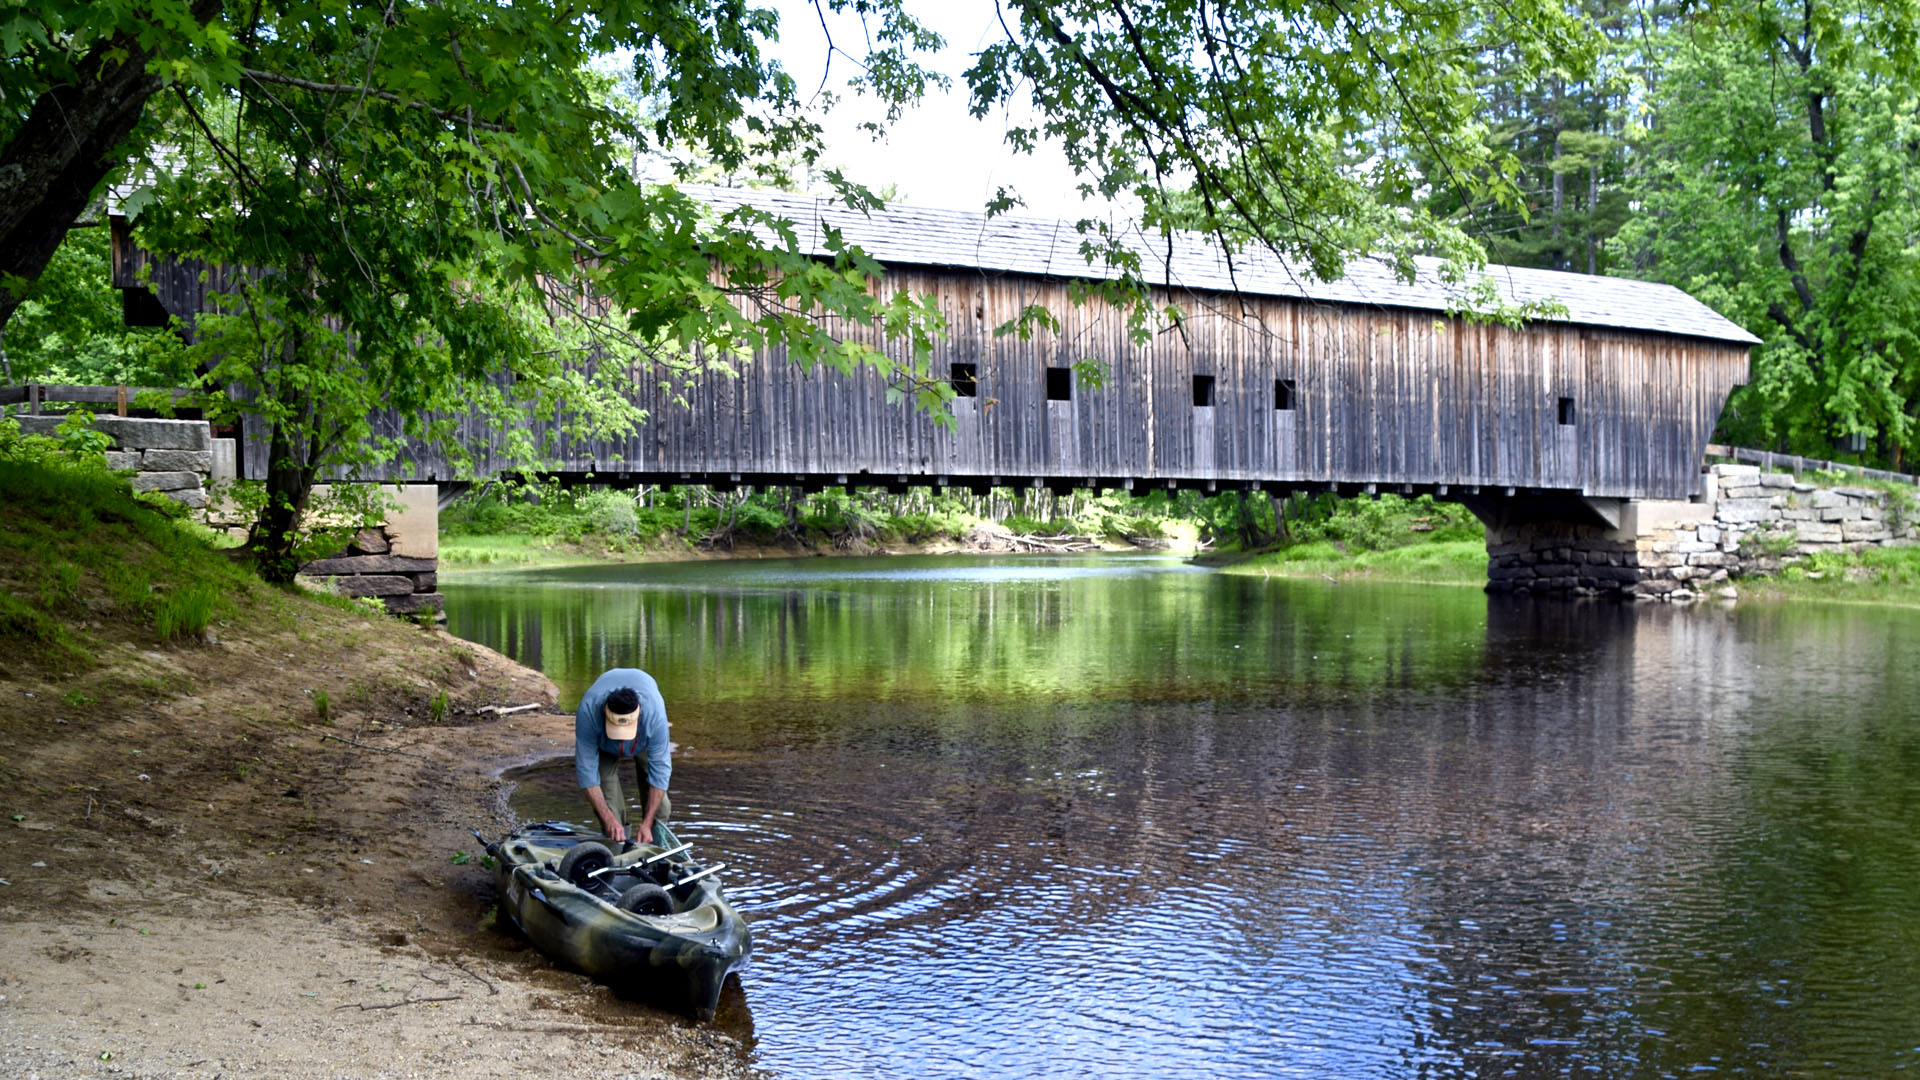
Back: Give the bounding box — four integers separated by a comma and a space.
1735, 547, 1920, 607
1225, 538, 1489, 584
1217, 493, 1491, 585
440, 483, 1202, 568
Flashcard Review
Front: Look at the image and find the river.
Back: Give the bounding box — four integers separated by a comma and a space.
444, 554, 1920, 1078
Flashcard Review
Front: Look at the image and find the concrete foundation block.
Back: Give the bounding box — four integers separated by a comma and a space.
299, 554, 437, 576
1760, 472, 1794, 488
104, 451, 142, 471
1843, 520, 1890, 542
142, 449, 213, 472
1713, 464, 1762, 480
316, 574, 417, 598
97, 417, 211, 451
1797, 521, 1843, 543
211, 438, 238, 484
1717, 498, 1776, 523
129, 471, 202, 493
384, 592, 446, 616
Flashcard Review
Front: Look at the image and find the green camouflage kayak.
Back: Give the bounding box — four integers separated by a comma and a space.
485, 821, 750, 1019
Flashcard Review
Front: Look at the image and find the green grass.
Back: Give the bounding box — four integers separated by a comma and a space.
0, 457, 258, 674
1225, 538, 1489, 585
154, 584, 220, 642
1738, 547, 1920, 607
440, 534, 615, 569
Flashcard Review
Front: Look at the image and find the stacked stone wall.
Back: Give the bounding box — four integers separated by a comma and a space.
292, 485, 444, 618
1486, 522, 1647, 594
14, 414, 441, 617
16, 415, 214, 513
1487, 464, 1918, 601
298, 527, 442, 616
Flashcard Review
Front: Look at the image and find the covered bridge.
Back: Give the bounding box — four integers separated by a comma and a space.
113, 189, 1759, 515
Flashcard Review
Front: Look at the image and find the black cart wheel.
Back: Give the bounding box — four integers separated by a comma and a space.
557, 841, 613, 888
615, 882, 673, 916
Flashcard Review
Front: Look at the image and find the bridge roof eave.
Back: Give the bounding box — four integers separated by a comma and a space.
689, 186, 1762, 348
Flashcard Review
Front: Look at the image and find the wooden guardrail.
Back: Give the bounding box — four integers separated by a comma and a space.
0, 384, 196, 417
1705, 443, 1919, 486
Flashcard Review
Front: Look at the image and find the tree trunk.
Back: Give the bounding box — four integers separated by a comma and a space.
1587, 164, 1599, 275
0, 1, 226, 329
251, 416, 317, 584
1550, 127, 1566, 272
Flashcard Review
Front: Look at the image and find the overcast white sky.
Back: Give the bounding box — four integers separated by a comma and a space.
759, 1, 1118, 220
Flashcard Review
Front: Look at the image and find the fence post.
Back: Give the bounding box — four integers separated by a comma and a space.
27, 384, 40, 414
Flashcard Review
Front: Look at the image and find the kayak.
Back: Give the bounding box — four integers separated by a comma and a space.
483, 820, 751, 1019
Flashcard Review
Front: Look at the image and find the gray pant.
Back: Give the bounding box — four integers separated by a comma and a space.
595, 751, 671, 829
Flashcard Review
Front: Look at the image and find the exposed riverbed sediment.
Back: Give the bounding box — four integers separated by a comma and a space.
0, 615, 758, 1079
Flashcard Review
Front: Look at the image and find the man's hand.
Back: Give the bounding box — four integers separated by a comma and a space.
584, 785, 625, 844
634, 818, 655, 845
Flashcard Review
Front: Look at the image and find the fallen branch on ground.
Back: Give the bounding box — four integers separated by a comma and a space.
335, 994, 464, 1011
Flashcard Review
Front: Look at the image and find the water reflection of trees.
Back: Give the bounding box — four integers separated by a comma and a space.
446, 562, 1494, 710
462, 565, 1920, 1076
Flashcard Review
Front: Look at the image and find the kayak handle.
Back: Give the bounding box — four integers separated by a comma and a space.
585, 843, 694, 880
641, 843, 693, 866
668, 862, 726, 890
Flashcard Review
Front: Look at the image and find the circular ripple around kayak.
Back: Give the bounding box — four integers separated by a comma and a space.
505, 758, 994, 940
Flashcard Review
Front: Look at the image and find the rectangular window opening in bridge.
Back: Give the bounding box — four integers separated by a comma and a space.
951, 362, 978, 398
1274, 378, 1296, 411
1046, 367, 1073, 402
1557, 396, 1576, 426
1192, 374, 1215, 408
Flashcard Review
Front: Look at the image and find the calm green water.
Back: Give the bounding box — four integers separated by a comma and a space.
445, 555, 1920, 1078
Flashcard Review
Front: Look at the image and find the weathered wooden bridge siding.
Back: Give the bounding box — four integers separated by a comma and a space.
106, 200, 1753, 499
366, 267, 1746, 501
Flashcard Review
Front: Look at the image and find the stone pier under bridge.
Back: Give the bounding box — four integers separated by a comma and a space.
1475, 464, 1919, 601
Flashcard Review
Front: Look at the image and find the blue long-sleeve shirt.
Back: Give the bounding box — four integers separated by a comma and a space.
573, 668, 671, 791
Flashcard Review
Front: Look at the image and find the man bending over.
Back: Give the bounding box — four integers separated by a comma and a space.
574, 668, 671, 844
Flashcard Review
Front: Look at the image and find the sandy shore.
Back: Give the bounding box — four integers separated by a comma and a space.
0, 614, 760, 1079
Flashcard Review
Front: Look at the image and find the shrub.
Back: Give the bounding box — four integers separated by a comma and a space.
578, 489, 639, 538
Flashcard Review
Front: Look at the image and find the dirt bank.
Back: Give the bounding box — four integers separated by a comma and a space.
0, 605, 760, 1079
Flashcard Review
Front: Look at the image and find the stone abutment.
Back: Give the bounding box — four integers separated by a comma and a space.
1483, 464, 1917, 601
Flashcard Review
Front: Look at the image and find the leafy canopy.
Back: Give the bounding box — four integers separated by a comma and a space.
1611, 0, 1920, 464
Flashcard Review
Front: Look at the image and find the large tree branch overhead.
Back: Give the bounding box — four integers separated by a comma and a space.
0, 2, 225, 328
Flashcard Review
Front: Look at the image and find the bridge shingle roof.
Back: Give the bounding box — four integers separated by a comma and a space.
693, 187, 1761, 346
